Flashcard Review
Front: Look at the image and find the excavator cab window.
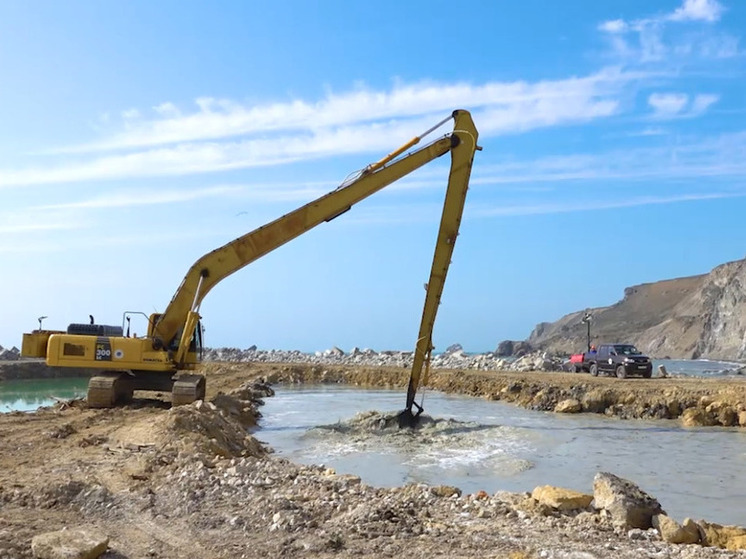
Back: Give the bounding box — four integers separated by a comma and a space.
168, 322, 203, 358
194, 321, 203, 359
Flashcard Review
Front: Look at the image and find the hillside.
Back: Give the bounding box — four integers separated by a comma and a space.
526, 259, 746, 360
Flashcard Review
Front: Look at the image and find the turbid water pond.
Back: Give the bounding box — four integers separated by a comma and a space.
258, 384, 746, 527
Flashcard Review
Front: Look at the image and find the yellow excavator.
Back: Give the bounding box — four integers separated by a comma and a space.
21, 109, 480, 425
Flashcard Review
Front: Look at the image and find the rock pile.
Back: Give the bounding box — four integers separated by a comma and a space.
203, 346, 566, 373
0, 345, 20, 361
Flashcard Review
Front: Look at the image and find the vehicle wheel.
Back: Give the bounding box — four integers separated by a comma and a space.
570, 365, 578, 373
642, 368, 652, 378
616, 365, 627, 379
590, 364, 598, 377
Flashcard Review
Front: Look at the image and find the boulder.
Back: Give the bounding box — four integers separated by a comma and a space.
592, 472, 664, 529
653, 514, 700, 544
681, 407, 718, 427
697, 519, 746, 550
0, 346, 20, 361
531, 485, 593, 511
581, 389, 613, 413
495, 340, 514, 357
31, 528, 109, 559
555, 399, 582, 413
430, 485, 462, 498
512, 341, 532, 358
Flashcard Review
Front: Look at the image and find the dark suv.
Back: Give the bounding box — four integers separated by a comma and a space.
587, 344, 652, 378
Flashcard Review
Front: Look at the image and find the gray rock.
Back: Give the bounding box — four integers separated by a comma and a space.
512, 341, 533, 357
593, 472, 664, 529
444, 343, 463, 355
0, 346, 20, 361
31, 528, 108, 559
495, 340, 514, 357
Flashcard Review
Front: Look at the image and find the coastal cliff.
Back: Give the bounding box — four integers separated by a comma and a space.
525, 259, 746, 360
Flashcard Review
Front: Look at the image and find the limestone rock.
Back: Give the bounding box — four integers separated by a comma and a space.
697, 519, 746, 550
31, 528, 108, 559
581, 389, 613, 413
592, 472, 664, 529
531, 485, 593, 511
653, 514, 700, 544
555, 399, 582, 413
430, 485, 461, 498
681, 407, 717, 427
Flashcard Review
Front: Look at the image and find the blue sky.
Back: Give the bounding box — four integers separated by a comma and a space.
1, 0, 744, 353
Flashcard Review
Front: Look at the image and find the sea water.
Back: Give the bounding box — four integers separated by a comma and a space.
0, 377, 88, 412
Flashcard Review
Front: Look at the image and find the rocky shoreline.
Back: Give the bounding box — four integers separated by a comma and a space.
200, 359, 746, 428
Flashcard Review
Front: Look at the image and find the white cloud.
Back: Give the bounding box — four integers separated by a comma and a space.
647, 91, 719, 118
669, 0, 724, 23
47, 69, 632, 155
648, 92, 689, 116
154, 102, 180, 118
599, 19, 628, 34
0, 70, 634, 187
597, 0, 735, 63
690, 93, 720, 114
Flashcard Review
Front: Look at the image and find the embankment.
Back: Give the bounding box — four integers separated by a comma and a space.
202, 362, 746, 428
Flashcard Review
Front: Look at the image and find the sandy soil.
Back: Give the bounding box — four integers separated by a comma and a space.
0, 362, 744, 558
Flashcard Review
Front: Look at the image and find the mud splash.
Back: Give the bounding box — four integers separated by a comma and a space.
303, 410, 534, 476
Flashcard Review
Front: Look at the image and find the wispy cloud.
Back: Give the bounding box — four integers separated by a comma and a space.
34, 185, 241, 211
647, 91, 719, 118
669, 0, 724, 23
0, 220, 83, 234
473, 191, 745, 217
648, 92, 689, 116
474, 130, 746, 184
48, 69, 631, 155
598, 0, 737, 63
0, 69, 636, 188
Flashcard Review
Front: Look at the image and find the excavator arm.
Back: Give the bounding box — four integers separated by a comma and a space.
153, 110, 480, 384
400, 114, 479, 425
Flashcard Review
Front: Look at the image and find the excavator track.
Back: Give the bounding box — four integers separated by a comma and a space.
87, 372, 134, 408
171, 374, 206, 406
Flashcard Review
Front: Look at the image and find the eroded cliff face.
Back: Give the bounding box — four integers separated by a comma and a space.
527, 259, 746, 360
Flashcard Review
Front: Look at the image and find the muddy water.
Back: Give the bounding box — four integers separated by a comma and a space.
258, 385, 746, 526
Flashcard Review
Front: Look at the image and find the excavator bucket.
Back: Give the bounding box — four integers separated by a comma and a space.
396, 408, 422, 429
